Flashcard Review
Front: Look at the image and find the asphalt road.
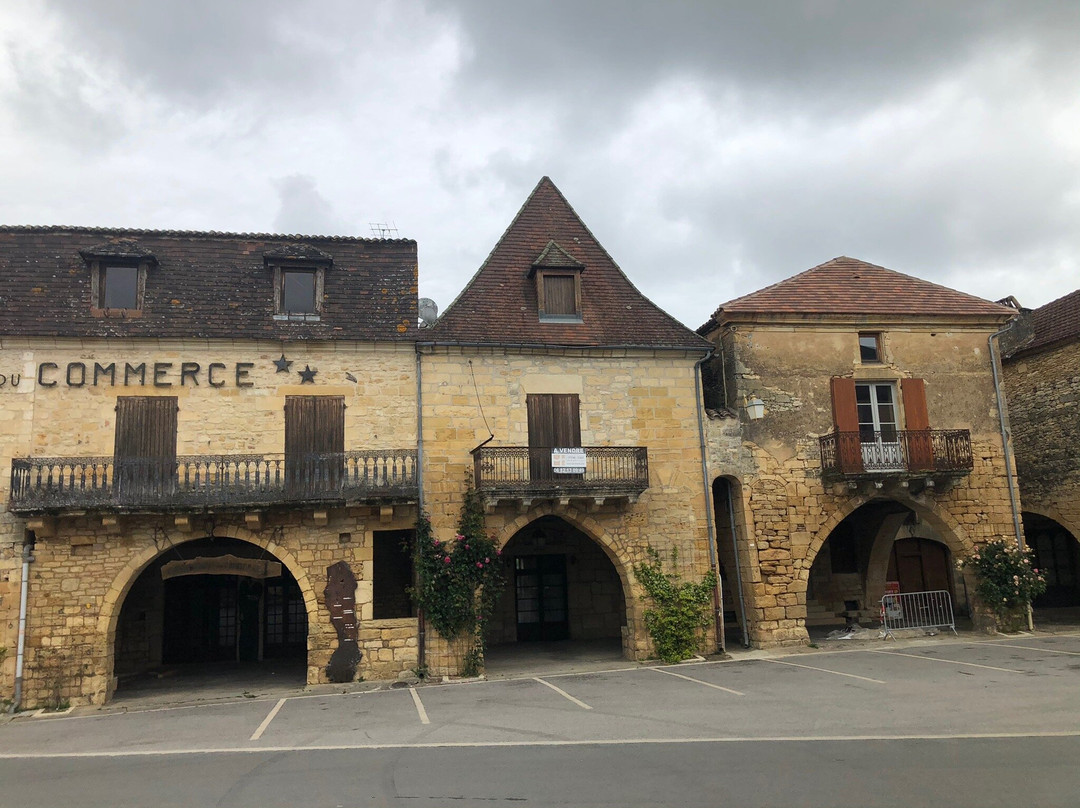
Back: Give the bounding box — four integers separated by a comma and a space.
2, 632, 1079, 807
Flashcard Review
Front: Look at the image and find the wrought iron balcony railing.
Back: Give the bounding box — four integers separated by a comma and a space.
9, 450, 417, 514
472, 446, 649, 499
819, 430, 973, 479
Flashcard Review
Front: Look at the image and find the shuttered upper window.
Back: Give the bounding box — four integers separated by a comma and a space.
284, 396, 346, 497
527, 393, 582, 480
536, 271, 582, 322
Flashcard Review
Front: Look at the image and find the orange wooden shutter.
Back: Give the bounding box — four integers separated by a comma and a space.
830, 378, 863, 473
901, 378, 933, 470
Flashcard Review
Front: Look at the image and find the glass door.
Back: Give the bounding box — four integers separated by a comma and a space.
856, 383, 904, 470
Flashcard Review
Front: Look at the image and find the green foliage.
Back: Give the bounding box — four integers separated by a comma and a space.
633, 546, 717, 664
960, 538, 1046, 620
412, 479, 505, 673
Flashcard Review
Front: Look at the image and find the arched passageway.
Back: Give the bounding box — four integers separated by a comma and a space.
712, 476, 749, 646
114, 537, 308, 695
806, 500, 960, 630
486, 516, 627, 653
1024, 512, 1080, 608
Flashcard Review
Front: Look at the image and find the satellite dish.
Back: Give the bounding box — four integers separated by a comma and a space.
418, 298, 439, 327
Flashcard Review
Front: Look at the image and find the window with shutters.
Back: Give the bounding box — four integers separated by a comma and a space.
536, 271, 582, 322
114, 396, 178, 500
527, 393, 582, 481
829, 377, 932, 473
372, 529, 416, 619
284, 396, 345, 498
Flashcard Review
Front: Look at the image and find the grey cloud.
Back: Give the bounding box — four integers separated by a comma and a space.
271, 175, 350, 236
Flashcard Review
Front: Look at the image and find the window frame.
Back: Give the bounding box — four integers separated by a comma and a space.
272, 263, 325, 321
858, 332, 883, 363
90, 260, 148, 316
536, 269, 583, 323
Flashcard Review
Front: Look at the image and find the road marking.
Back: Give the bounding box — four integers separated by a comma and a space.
409, 687, 430, 725
868, 649, 1025, 673
249, 698, 287, 741
759, 658, 886, 684
980, 641, 1080, 657
533, 677, 592, 710
650, 667, 744, 696
3, 730, 1080, 759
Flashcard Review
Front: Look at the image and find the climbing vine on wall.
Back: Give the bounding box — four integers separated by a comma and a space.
634, 546, 717, 663
413, 480, 505, 674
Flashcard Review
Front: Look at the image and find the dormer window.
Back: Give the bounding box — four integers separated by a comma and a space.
265, 243, 333, 322
530, 240, 584, 323
80, 239, 156, 316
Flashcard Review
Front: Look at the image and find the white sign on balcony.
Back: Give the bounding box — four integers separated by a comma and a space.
551, 447, 586, 474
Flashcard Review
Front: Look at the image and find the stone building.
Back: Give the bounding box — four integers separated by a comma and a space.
0, 228, 422, 706
699, 258, 1019, 646
419, 177, 717, 666
1002, 289, 1080, 610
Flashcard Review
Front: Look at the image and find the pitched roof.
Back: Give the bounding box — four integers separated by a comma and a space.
1018, 288, 1080, 354
429, 177, 710, 350
705, 256, 1014, 327
0, 226, 417, 341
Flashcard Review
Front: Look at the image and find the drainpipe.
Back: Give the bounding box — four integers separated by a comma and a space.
988, 320, 1031, 630
415, 348, 426, 674
694, 350, 725, 653
11, 532, 35, 713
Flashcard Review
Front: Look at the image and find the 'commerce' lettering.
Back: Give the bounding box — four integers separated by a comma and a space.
35, 361, 259, 389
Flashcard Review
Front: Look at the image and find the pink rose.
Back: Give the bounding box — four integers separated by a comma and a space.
444, 556, 451, 564
476, 562, 483, 568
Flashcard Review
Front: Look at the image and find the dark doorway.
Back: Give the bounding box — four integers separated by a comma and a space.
489, 516, 625, 651
1025, 513, 1080, 608
888, 537, 952, 593
515, 554, 569, 641
116, 538, 308, 682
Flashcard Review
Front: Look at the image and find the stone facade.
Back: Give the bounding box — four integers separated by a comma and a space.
1003, 330, 1080, 540
419, 347, 715, 668
700, 261, 1020, 647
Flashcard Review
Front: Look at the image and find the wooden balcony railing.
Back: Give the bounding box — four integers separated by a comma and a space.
819, 430, 973, 479
9, 450, 417, 514
472, 446, 649, 500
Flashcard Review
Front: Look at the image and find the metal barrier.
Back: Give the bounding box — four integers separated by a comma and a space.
880, 590, 957, 639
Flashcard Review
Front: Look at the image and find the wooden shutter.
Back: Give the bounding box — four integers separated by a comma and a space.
285, 396, 345, 496
901, 378, 933, 471
543, 275, 577, 316
114, 397, 178, 500
829, 378, 863, 473
527, 394, 581, 481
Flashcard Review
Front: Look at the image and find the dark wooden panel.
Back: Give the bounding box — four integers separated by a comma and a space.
285, 396, 345, 496
829, 378, 863, 473
543, 275, 576, 315
114, 396, 178, 498
901, 378, 933, 470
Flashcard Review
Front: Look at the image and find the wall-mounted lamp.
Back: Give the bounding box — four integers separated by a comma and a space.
744, 396, 765, 421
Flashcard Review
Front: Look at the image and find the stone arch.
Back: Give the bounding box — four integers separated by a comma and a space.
1021, 504, 1080, 545
865, 517, 955, 607
800, 491, 974, 592
493, 505, 639, 657
98, 526, 318, 697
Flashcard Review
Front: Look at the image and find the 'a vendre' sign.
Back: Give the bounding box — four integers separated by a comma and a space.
551, 447, 586, 474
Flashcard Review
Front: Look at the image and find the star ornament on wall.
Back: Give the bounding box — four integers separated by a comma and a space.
273, 354, 292, 373
298, 365, 318, 384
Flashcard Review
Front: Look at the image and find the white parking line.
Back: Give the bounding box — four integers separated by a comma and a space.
759, 658, 886, 684
980, 641, 1080, 657
409, 687, 430, 725
650, 667, 744, 696
868, 649, 1025, 673
533, 677, 592, 710
249, 698, 287, 741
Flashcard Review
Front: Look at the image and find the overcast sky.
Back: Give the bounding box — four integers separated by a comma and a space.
1, 1, 1077, 327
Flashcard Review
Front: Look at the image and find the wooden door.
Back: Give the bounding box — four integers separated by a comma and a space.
888, 538, 951, 593
114, 396, 178, 503
527, 394, 581, 481
284, 396, 345, 498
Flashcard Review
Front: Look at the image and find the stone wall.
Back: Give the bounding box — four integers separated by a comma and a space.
0, 337, 419, 705
1003, 340, 1080, 537
419, 346, 716, 664
705, 322, 1019, 646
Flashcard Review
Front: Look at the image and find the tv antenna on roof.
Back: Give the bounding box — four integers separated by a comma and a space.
369, 221, 399, 238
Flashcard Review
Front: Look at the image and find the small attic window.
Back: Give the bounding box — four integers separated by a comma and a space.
80, 239, 156, 317
530, 240, 584, 324
265, 243, 333, 322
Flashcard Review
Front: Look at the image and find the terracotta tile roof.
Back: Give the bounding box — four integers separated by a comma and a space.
0, 226, 417, 341
1021, 288, 1080, 354
429, 177, 710, 350
706, 256, 1014, 326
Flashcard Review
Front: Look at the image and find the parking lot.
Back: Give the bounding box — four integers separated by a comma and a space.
3, 631, 1079, 758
